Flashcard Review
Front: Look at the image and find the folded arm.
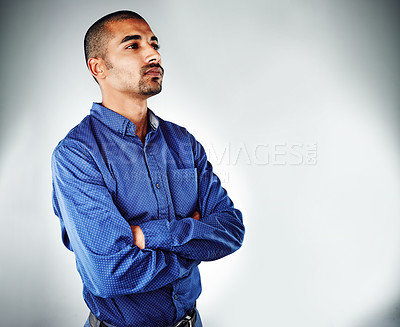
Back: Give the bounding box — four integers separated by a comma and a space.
52, 143, 197, 298
136, 133, 245, 261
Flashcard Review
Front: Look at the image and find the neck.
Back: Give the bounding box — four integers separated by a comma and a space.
101, 92, 149, 144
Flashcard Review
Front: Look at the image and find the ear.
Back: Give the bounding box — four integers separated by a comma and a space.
88, 57, 106, 80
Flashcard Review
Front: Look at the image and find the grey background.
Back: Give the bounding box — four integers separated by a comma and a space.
1, 0, 400, 326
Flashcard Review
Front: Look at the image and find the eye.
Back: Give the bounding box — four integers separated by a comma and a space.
152, 44, 160, 51
126, 43, 139, 49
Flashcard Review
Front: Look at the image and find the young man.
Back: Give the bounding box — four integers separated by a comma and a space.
52, 10, 245, 327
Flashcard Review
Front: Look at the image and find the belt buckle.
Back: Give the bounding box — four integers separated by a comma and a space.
175, 314, 193, 327
186, 314, 193, 327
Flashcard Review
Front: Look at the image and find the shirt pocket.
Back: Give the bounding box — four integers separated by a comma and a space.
167, 168, 198, 218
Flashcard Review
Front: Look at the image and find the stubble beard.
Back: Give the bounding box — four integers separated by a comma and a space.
138, 64, 164, 96
138, 77, 162, 96
104, 57, 164, 97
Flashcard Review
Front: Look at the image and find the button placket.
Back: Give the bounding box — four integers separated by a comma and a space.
144, 149, 169, 219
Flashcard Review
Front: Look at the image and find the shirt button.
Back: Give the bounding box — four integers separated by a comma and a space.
174, 294, 178, 300
155, 183, 160, 189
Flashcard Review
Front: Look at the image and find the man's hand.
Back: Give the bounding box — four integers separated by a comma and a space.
130, 225, 145, 249
191, 211, 201, 221
131, 212, 199, 250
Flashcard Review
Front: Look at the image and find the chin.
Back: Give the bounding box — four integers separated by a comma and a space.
144, 87, 162, 96
139, 82, 162, 96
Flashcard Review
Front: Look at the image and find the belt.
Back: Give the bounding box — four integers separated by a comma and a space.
89, 305, 197, 327
173, 306, 197, 327
89, 312, 112, 327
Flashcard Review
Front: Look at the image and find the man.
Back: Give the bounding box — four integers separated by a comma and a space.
52, 10, 245, 327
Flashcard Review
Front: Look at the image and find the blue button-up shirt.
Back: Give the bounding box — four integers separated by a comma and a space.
51, 103, 245, 326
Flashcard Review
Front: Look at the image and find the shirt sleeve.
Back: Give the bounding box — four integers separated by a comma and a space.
141, 133, 245, 261
51, 143, 197, 298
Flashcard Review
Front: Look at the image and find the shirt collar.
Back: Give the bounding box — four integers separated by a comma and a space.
148, 109, 159, 131
90, 102, 159, 136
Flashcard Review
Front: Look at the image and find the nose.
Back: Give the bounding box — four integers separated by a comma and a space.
145, 44, 161, 64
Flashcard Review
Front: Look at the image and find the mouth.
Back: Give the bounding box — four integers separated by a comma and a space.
144, 67, 163, 77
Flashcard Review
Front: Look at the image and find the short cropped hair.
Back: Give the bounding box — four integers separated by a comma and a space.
84, 10, 145, 67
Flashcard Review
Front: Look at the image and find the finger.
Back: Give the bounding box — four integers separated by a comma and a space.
191, 211, 201, 220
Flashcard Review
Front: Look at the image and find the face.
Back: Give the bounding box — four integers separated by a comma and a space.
100, 19, 163, 98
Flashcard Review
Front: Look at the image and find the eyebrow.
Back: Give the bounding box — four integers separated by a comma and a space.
120, 35, 158, 44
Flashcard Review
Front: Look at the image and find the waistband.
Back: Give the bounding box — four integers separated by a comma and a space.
88, 304, 197, 327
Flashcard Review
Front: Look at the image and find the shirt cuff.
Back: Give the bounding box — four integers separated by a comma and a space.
139, 219, 172, 251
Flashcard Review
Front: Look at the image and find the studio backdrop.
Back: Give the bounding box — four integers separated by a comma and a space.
0, 1, 399, 326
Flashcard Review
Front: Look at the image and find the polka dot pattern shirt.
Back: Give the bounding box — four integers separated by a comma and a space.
51, 103, 245, 326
